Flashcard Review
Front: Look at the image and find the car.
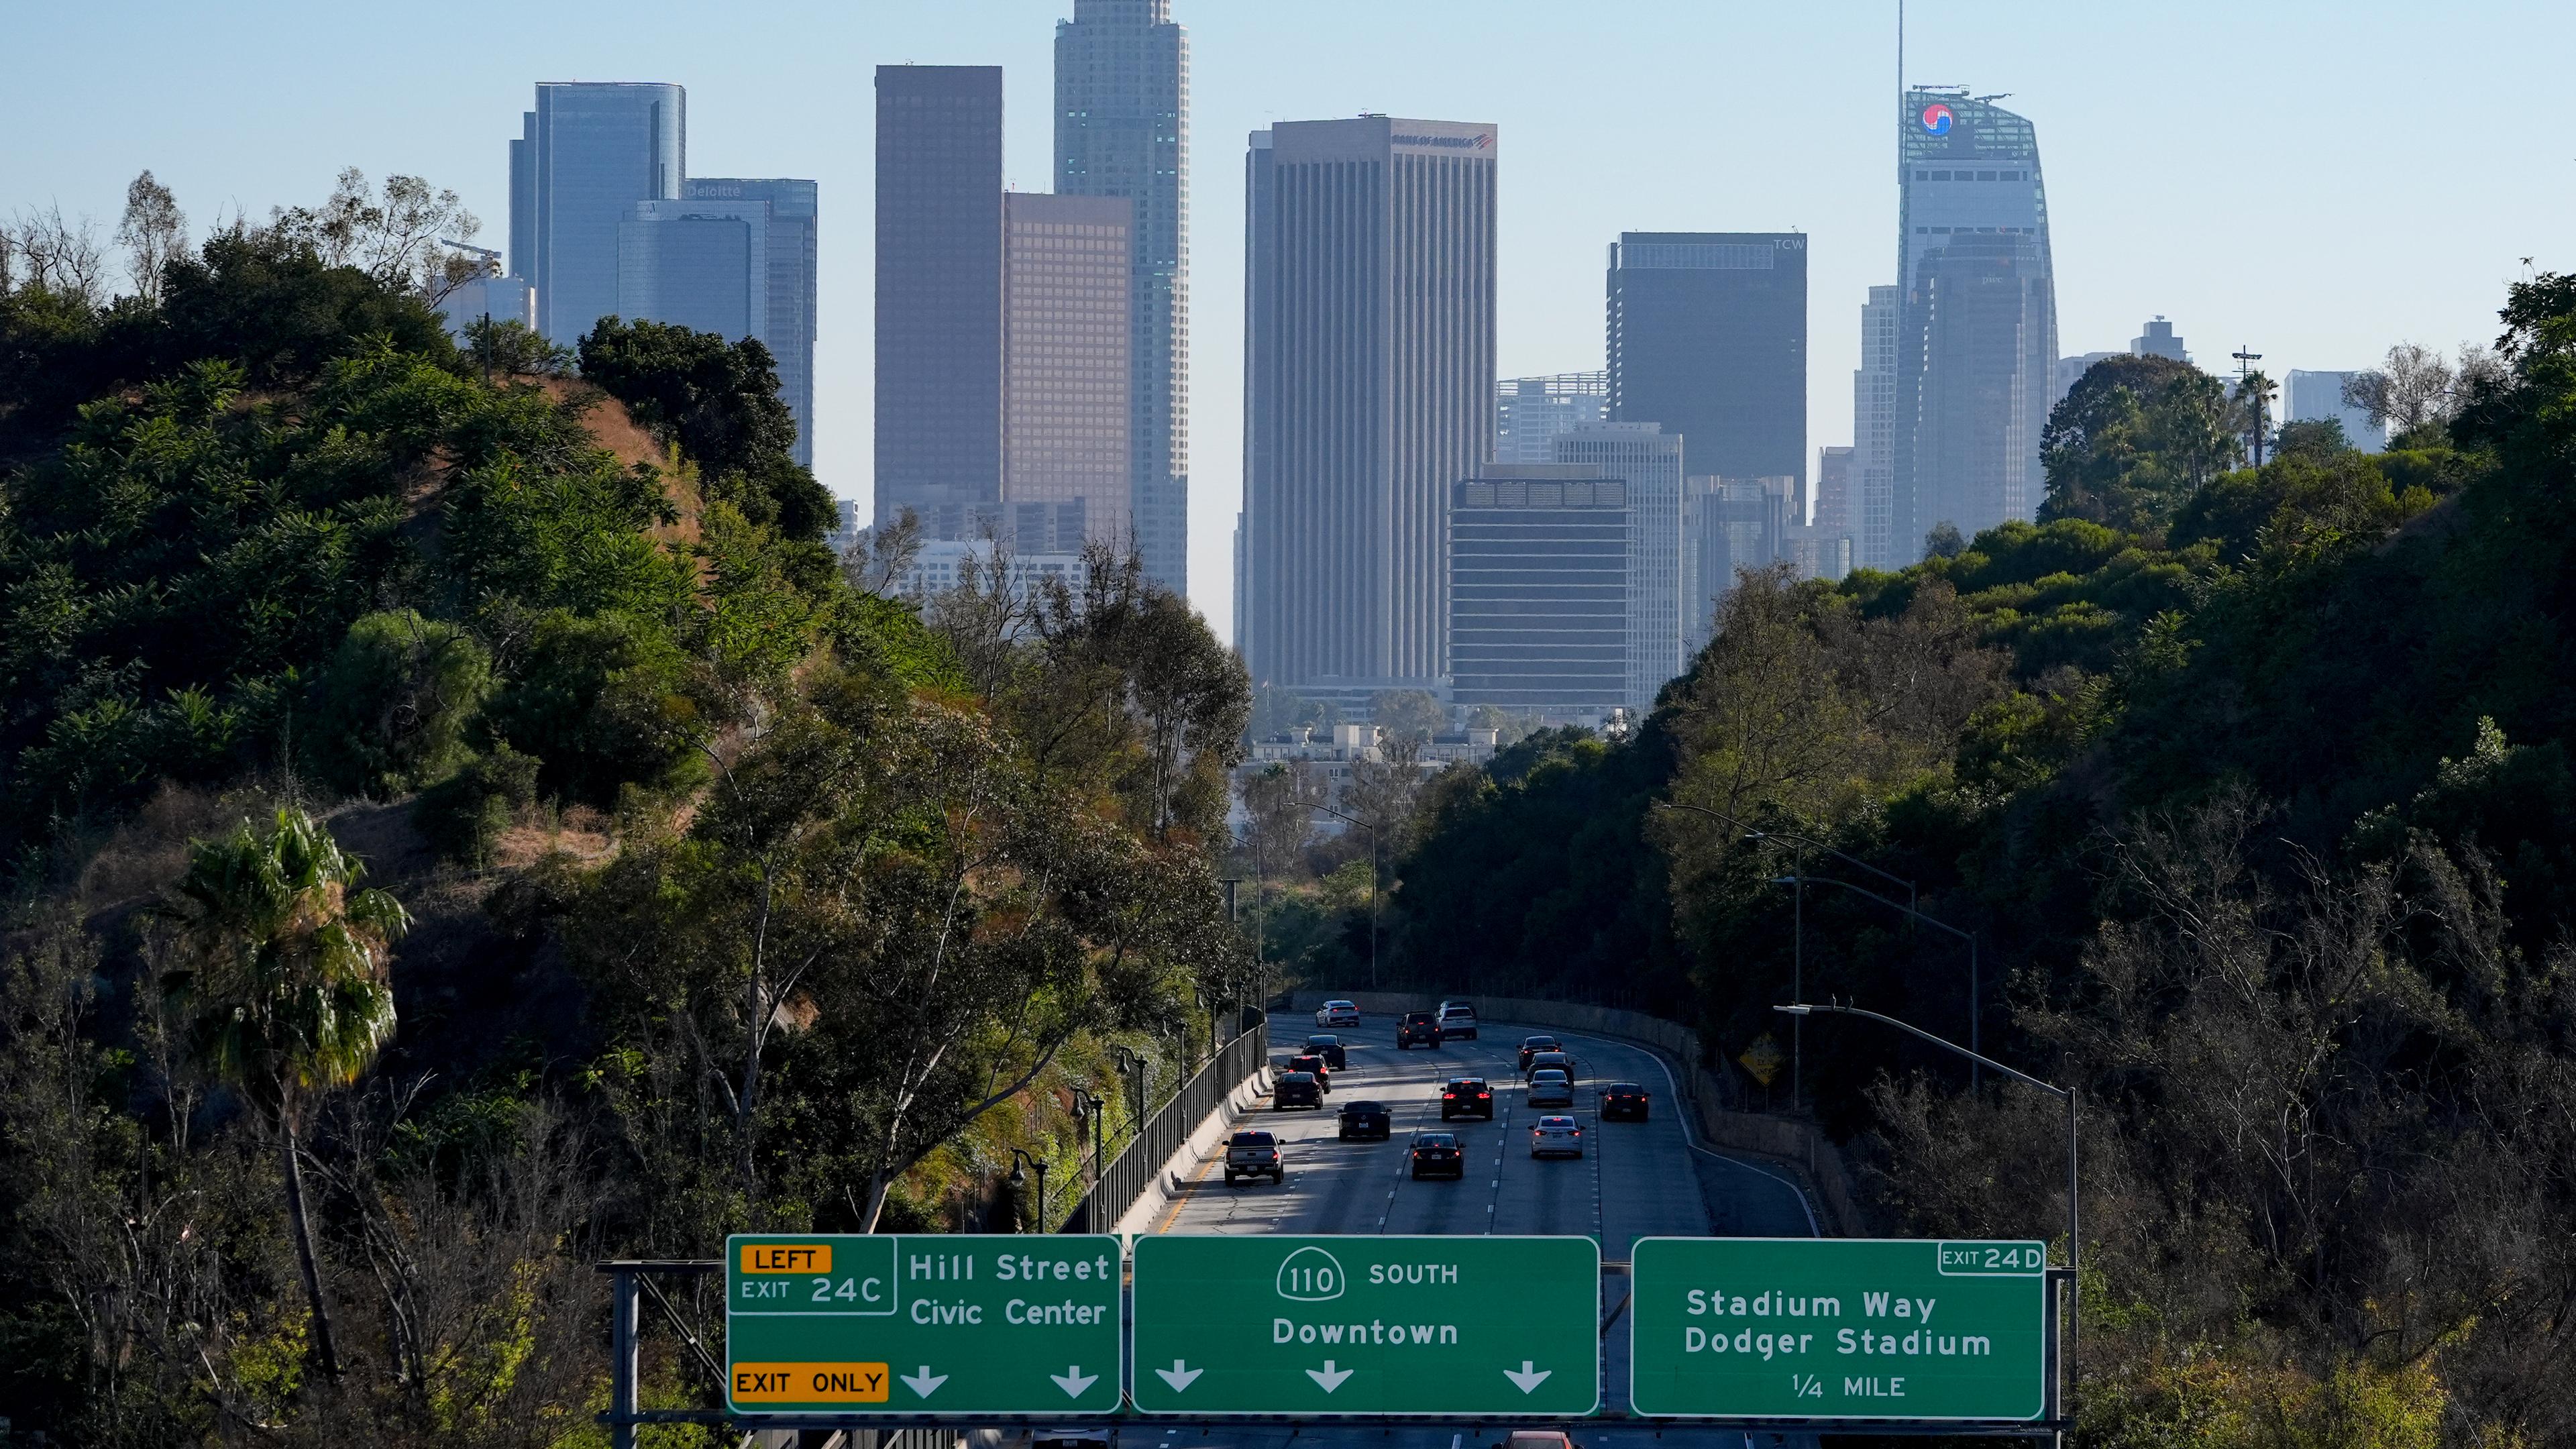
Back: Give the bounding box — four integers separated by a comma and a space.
1337, 1098, 1393, 1140
1033, 1431, 1114, 1449
1529, 1114, 1584, 1159
1224, 1129, 1285, 1185
1440, 1077, 1495, 1120
1397, 1010, 1444, 1050
1409, 1131, 1465, 1179
1601, 1081, 1651, 1121
1304, 1034, 1348, 1071
1287, 1053, 1333, 1091
1490, 1433, 1583, 1449
1273, 1071, 1324, 1110
1527, 1069, 1574, 1108
1517, 1034, 1563, 1071
1437, 1001, 1479, 1040
1525, 1049, 1578, 1085
1315, 1000, 1362, 1028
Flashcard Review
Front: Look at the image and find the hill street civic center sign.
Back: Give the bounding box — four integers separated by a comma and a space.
1628, 1238, 2049, 1421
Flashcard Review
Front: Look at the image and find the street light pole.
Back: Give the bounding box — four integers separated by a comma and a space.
1654, 802, 1921, 920
1766, 875, 1805, 1112
1778, 1002, 2077, 1426
1311, 802, 1380, 989
1764, 870, 1982, 1090
1006, 1148, 1050, 1234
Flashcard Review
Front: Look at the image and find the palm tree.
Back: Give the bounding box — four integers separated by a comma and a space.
163, 808, 409, 1379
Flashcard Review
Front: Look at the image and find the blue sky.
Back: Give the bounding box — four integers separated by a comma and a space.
8, 1, 2569, 640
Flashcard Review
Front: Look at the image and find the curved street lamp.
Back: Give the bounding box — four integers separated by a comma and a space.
1006, 1148, 1049, 1234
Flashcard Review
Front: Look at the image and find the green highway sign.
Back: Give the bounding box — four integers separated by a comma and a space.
1629, 1238, 2049, 1421
1130, 1235, 1600, 1417
724, 1234, 1123, 1415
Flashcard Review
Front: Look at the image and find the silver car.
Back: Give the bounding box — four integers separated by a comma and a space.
1527, 1068, 1574, 1108
1529, 1114, 1585, 1159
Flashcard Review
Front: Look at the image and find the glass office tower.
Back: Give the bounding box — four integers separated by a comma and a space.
1002, 192, 1132, 553
1606, 232, 1807, 489
1447, 469, 1629, 718
875, 66, 1006, 539
517, 83, 686, 343
616, 178, 820, 468
1495, 374, 1609, 464
1055, 0, 1190, 595
1893, 89, 2057, 561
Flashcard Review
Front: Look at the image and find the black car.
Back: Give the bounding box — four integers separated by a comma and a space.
1601, 1081, 1651, 1121
1440, 1077, 1495, 1120
1337, 1098, 1393, 1140
1287, 1053, 1332, 1091
1525, 1050, 1578, 1085
1273, 1071, 1324, 1110
1398, 1010, 1444, 1050
1409, 1131, 1464, 1179
1304, 1034, 1348, 1071
1517, 1034, 1562, 1071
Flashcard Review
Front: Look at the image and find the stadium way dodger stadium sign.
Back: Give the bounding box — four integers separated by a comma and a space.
1628, 1238, 2048, 1420
1130, 1235, 1600, 1416
724, 1234, 1123, 1415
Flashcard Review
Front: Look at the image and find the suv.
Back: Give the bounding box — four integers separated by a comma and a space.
1337, 1099, 1393, 1140
1287, 1053, 1333, 1091
1527, 1069, 1574, 1108
1304, 1034, 1348, 1071
1601, 1082, 1651, 1121
1440, 1077, 1495, 1120
1273, 1071, 1323, 1110
1224, 1130, 1284, 1185
1397, 1010, 1444, 1050
1525, 1050, 1577, 1085
1314, 1000, 1361, 1028
1409, 1131, 1464, 1179
1517, 1034, 1562, 1071
1437, 1002, 1479, 1040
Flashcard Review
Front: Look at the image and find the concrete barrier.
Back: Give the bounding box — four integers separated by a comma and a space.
1107, 1065, 1277, 1236
1285, 989, 1872, 1236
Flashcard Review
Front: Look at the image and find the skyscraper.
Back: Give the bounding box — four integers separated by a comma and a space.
1495, 374, 1609, 464
1854, 285, 1900, 568
1894, 89, 2056, 561
1606, 233, 1807, 488
1552, 423, 1683, 708
618, 178, 821, 467
2286, 370, 2386, 451
876, 65, 1005, 539
1055, 0, 1189, 594
1815, 445, 1855, 540
517, 83, 686, 343
1002, 191, 1132, 553
2131, 315, 2188, 362
1239, 116, 1499, 690
1448, 468, 1629, 718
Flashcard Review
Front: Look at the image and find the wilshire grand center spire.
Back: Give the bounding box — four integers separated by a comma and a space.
1055, 0, 1189, 595
1888, 89, 2056, 563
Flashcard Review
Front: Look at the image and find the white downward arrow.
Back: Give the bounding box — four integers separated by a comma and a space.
1051, 1365, 1099, 1397
1504, 1360, 1552, 1393
900, 1365, 947, 1397
1156, 1359, 1204, 1392
1307, 1360, 1354, 1393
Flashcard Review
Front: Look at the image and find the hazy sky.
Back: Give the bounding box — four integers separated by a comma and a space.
9, 1, 2570, 641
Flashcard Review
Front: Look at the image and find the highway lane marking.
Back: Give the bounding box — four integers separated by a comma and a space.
1546, 1025, 1821, 1236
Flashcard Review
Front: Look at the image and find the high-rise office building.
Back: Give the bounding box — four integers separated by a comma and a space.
1496, 374, 1609, 463
1607, 233, 1807, 488
2287, 370, 2386, 451
1448, 468, 1629, 718
2052, 350, 2120, 408
2131, 315, 2188, 362
876, 65, 1006, 539
515, 83, 686, 343
1002, 191, 1132, 553
1854, 285, 1900, 569
618, 178, 821, 467
1894, 89, 2056, 562
1055, 0, 1190, 595
1552, 423, 1683, 708
1815, 445, 1855, 538
1238, 116, 1499, 690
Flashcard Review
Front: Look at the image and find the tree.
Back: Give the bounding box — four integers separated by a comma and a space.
1921, 521, 1968, 559
578, 316, 834, 540
266, 167, 484, 302
160, 808, 411, 1379
113, 170, 186, 302
1, 205, 109, 304
2039, 354, 2239, 532
1370, 688, 1446, 745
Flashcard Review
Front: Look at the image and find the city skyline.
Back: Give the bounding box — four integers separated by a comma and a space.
13, 1, 2568, 643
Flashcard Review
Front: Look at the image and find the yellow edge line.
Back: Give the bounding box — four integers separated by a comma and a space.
1153, 1095, 1258, 1234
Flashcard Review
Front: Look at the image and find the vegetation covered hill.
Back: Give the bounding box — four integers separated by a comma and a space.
0, 191, 1248, 1445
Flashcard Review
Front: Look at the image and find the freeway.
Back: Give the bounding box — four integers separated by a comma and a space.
1149, 1014, 1816, 1427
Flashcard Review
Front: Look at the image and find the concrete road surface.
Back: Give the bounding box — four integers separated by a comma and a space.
1145, 1016, 1816, 1434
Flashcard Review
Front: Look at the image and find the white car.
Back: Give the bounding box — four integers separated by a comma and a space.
1529, 1114, 1584, 1159
1314, 1000, 1361, 1028
1527, 1069, 1574, 1109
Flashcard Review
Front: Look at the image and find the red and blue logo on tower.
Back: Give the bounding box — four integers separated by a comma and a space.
1920, 103, 1954, 135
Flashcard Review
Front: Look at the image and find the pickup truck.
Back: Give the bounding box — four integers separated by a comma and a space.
1224, 1129, 1285, 1185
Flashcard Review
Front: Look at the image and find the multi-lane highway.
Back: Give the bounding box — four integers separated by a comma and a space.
1136, 1014, 1815, 1436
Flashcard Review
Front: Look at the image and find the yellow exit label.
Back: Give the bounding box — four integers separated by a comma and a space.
732, 1361, 890, 1403
741, 1242, 833, 1274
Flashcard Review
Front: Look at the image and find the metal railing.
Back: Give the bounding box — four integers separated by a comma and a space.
1062, 1019, 1269, 1233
